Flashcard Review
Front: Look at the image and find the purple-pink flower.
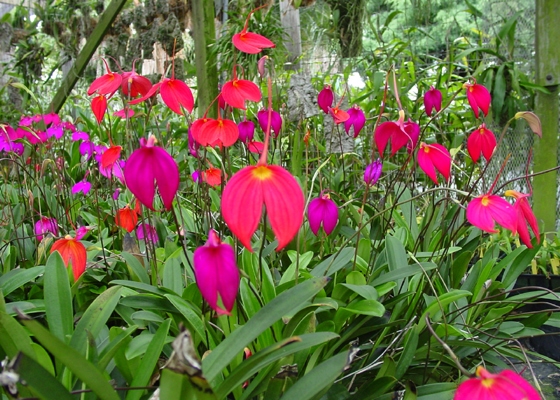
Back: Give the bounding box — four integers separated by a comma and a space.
257, 109, 282, 138
193, 230, 240, 315
344, 105, 366, 137
72, 181, 91, 195
424, 86, 442, 116
364, 159, 383, 186
308, 192, 339, 236
238, 119, 255, 143
136, 223, 159, 243
124, 135, 179, 211
318, 85, 334, 114
34, 217, 59, 240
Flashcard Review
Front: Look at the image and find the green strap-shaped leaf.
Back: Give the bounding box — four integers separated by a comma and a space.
44, 252, 73, 343
203, 277, 329, 384
11, 352, 74, 400
126, 319, 171, 400
20, 317, 120, 400
70, 286, 123, 355
0, 266, 45, 296
0, 310, 35, 358
98, 326, 138, 371
216, 332, 339, 399
280, 350, 350, 400
121, 252, 150, 284
165, 294, 206, 341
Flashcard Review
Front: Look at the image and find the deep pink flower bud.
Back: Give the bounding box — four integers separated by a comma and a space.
257, 109, 282, 138
318, 85, 334, 114
364, 159, 382, 186
193, 230, 240, 315
344, 105, 366, 137
35, 217, 58, 240
307, 192, 339, 236
192, 170, 202, 183
188, 127, 200, 158
238, 119, 255, 143
136, 223, 159, 243
424, 86, 442, 116
463, 82, 491, 119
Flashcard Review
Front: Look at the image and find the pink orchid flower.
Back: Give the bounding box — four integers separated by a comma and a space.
344, 105, 366, 137
34, 217, 58, 241
364, 159, 383, 186
194, 230, 240, 315
318, 85, 334, 114
454, 366, 540, 400
463, 81, 491, 119
375, 110, 415, 157
466, 194, 517, 234
467, 123, 496, 163
424, 86, 442, 116
87, 58, 122, 96
417, 143, 451, 184
505, 190, 541, 248
308, 192, 339, 236
232, 7, 275, 54
124, 135, 179, 210
238, 119, 255, 143
137, 223, 159, 243
257, 109, 282, 138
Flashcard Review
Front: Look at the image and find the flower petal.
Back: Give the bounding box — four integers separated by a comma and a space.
232, 31, 275, 54
51, 239, 87, 281
160, 78, 195, 114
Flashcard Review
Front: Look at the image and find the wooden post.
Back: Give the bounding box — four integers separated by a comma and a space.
279, 0, 302, 70
48, 0, 127, 113
191, 0, 218, 118
533, 0, 560, 235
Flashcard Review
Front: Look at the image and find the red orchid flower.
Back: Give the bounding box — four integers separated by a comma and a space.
88, 58, 123, 96
318, 85, 334, 114
124, 135, 179, 210
203, 166, 225, 187
329, 106, 350, 124
454, 366, 540, 400
115, 204, 138, 233
375, 110, 414, 157
193, 230, 240, 315
50, 230, 88, 281
467, 123, 496, 163
129, 70, 194, 115
221, 68, 262, 109
91, 95, 107, 124
100, 145, 122, 170
424, 86, 442, 116
466, 194, 517, 234
463, 81, 491, 119
344, 105, 366, 137
232, 7, 275, 54
197, 116, 239, 147
417, 142, 451, 184
308, 192, 339, 236
505, 190, 541, 248
121, 61, 152, 98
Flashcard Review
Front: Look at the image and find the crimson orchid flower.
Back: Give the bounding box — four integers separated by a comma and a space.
454, 366, 540, 400
467, 123, 496, 163
194, 230, 240, 315
121, 62, 152, 98
129, 69, 194, 115
196, 116, 239, 147
221, 93, 304, 251
50, 228, 88, 281
91, 95, 107, 123
424, 86, 442, 116
344, 105, 366, 137
100, 145, 122, 170
203, 166, 225, 187
404, 119, 420, 153
221, 69, 262, 109
238, 119, 255, 143
232, 7, 275, 54
318, 85, 334, 114
464, 81, 491, 119
417, 143, 451, 184
466, 194, 517, 234
308, 192, 339, 236
505, 190, 541, 248
124, 135, 179, 210
115, 204, 139, 233
35, 217, 58, 241
375, 110, 415, 157
88, 58, 122, 96
257, 109, 282, 138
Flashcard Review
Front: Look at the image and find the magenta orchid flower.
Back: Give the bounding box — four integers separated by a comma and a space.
417, 143, 451, 184
72, 181, 91, 195
193, 230, 240, 315
466, 194, 517, 234
344, 105, 366, 137
232, 7, 275, 54
188, 127, 200, 157
364, 159, 383, 186
463, 81, 491, 119
375, 111, 416, 157
404, 119, 420, 153
318, 85, 334, 114
257, 109, 282, 138
88, 58, 122, 96
137, 223, 159, 243
467, 123, 496, 163
424, 86, 442, 116
129, 72, 194, 115
505, 190, 541, 248
454, 366, 540, 400
238, 119, 255, 143
124, 135, 179, 210
308, 192, 339, 236
34, 217, 58, 241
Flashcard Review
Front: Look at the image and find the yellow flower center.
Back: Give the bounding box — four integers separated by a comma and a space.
252, 166, 272, 180
481, 195, 490, 206
481, 378, 495, 388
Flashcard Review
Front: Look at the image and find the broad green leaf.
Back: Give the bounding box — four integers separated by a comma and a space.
11, 352, 74, 400
203, 277, 329, 384
121, 252, 150, 284
126, 319, 171, 400
216, 332, 338, 398
371, 262, 437, 286
70, 286, 123, 355
163, 256, 184, 295
0, 266, 45, 296
165, 294, 206, 341
4, 299, 45, 315
311, 248, 355, 277
0, 310, 35, 358
98, 326, 138, 371
340, 283, 378, 300
21, 317, 120, 400
44, 252, 73, 342
280, 351, 349, 400
418, 290, 472, 330
385, 235, 408, 272
343, 299, 385, 317
395, 327, 419, 380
